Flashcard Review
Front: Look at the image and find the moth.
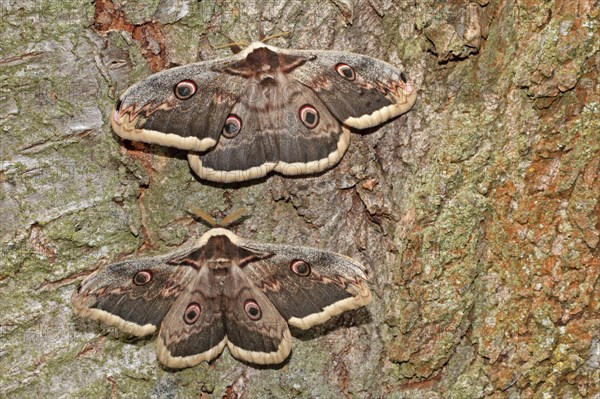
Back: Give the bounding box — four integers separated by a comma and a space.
111, 42, 417, 183
72, 228, 372, 367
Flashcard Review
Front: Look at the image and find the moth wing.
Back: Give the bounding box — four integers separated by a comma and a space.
284, 48, 417, 129
71, 248, 196, 336
156, 266, 227, 368
222, 266, 292, 364
238, 239, 372, 330
187, 80, 350, 183
111, 59, 247, 152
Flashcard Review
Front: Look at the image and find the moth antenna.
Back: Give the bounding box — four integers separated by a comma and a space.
187, 207, 218, 228
257, 12, 266, 41
261, 31, 291, 44
218, 208, 249, 228
187, 207, 249, 229
215, 40, 248, 54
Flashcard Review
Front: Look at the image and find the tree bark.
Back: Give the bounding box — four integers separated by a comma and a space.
0, 0, 598, 398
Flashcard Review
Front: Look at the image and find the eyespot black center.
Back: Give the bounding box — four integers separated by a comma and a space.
335, 63, 356, 81
244, 299, 262, 321
222, 114, 242, 138
290, 259, 311, 277
178, 86, 190, 97
400, 72, 407, 84
174, 80, 197, 100
299, 105, 319, 129
133, 270, 153, 286
184, 303, 201, 324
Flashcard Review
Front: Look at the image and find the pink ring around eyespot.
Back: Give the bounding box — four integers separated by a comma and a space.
335, 63, 355, 80
243, 299, 262, 321
299, 104, 319, 129
183, 302, 201, 324
222, 114, 242, 138
133, 270, 153, 286
174, 80, 197, 100
290, 259, 311, 276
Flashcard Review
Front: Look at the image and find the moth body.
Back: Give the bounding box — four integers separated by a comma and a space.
111, 42, 417, 182
72, 228, 372, 367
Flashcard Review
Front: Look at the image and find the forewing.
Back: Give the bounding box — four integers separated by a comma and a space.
284, 48, 417, 129
111, 60, 247, 152
71, 249, 196, 336
237, 239, 372, 330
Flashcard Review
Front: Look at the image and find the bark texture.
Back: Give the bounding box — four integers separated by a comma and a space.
0, 0, 598, 398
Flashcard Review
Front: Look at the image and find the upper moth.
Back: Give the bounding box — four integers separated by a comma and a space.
111, 42, 417, 183
72, 227, 372, 367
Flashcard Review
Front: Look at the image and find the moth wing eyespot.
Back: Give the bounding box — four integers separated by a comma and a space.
183, 302, 201, 324
299, 104, 319, 129
290, 259, 311, 276
243, 299, 262, 321
222, 114, 242, 138
133, 270, 153, 286
335, 63, 356, 80
174, 80, 197, 100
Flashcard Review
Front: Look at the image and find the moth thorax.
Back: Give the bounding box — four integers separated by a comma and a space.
207, 258, 235, 273
213, 270, 231, 280
247, 73, 291, 112
210, 258, 234, 264
258, 75, 278, 85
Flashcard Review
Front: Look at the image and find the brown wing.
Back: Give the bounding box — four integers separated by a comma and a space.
284, 47, 417, 129
111, 60, 247, 152
71, 248, 197, 337
222, 265, 292, 364
156, 266, 227, 368
237, 239, 372, 330
188, 79, 350, 183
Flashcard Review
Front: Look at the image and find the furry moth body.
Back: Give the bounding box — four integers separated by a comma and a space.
112, 42, 417, 183
72, 228, 372, 367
